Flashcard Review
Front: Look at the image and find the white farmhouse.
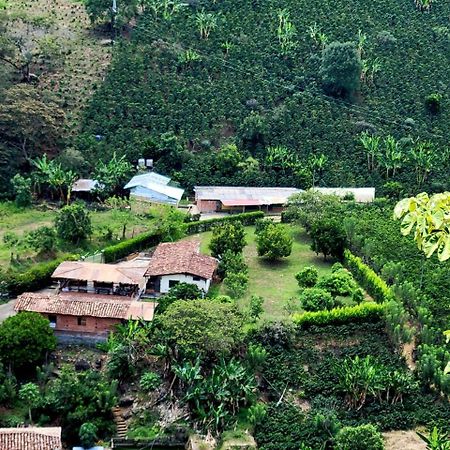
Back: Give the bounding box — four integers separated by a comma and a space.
145, 240, 218, 294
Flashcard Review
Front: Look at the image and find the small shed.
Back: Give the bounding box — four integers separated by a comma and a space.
124, 172, 184, 206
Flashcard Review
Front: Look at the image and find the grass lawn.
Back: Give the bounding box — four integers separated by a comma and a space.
0, 202, 157, 268
191, 225, 336, 320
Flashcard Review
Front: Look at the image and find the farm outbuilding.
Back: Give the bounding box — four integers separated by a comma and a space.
124, 172, 184, 206
194, 186, 303, 213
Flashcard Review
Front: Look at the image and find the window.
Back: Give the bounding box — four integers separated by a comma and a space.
77, 317, 87, 326
48, 315, 57, 328
169, 280, 180, 289
193, 276, 202, 281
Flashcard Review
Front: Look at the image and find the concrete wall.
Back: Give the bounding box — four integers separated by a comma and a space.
49, 313, 121, 335
159, 274, 210, 294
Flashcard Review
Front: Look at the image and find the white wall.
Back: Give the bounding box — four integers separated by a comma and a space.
159, 273, 211, 294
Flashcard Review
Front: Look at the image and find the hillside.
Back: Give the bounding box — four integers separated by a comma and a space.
79, 0, 450, 191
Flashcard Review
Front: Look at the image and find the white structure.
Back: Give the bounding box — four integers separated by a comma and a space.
312, 187, 375, 203
124, 172, 184, 206
145, 240, 218, 294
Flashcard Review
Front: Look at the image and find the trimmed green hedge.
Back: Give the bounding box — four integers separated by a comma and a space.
343, 250, 394, 304
184, 211, 265, 234
1, 254, 78, 297
292, 302, 386, 328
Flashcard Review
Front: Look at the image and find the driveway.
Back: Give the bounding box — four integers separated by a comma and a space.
0, 299, 16, 322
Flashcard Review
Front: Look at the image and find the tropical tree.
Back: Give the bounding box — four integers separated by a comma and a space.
256, 223, 293, 260
195, 10, 217, 39
19, 383, 40, 423
93, 152, 133, 198
417, 427, 450, 450
359, 132, 380, 172
394, 192, 450, 261
265, 146, 300, 173
409, 141, 434, 186
308, 23, 328, 50
309, 153, 328, 186
310, 219, 347, 260
209, 221, 246, 258
277, 9, 297, 56
382, 135, 403, 178
144, 0, 186, 20
55, 203, 92, 244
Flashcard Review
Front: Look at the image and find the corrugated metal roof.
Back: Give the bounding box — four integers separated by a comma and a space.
52, 261, 147, 285
124, 172, 171, 189
312, 187, 375, 203
72, 179, 100, 192
15, 292, 155, 321
0, 427, 62, 450
129, 184, 184, 202
221, 199, 263, 206
194, 186, 303, 205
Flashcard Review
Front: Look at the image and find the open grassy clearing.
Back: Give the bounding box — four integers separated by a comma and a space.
0, 202, 156, 267
192, 224, 361, 320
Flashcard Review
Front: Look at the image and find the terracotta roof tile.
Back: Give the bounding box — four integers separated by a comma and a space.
0, 427, 62, 450
15, 292, 155, 321
146, 240, 217, 279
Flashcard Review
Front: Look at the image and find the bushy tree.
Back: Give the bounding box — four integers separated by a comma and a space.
55, 203, 92, 244
247, 295, 264, 321
316, 269, 356, 297
79, 422, 98, 449
335, 424, 384, 450
299, 287, 336, 311
0, 312, 56, 372
19, 382, 40, 423
217, 249, 248, 278
11, 174, 32, 207
25, 226, 57, 255
295, 266, 319, 288
158, 299, 244, 360
156, 282, 202, 313
209, 221, 246, 258
93, 152, 133, 198
256, 223, 293, 260
320, 41, 362, 97
310, 219, 346, 260
224, 271, 249, 299
0, 363, 16, 406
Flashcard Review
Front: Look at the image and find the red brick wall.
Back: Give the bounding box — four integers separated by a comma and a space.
196, 200, 218, 212
50, 314, 121, 335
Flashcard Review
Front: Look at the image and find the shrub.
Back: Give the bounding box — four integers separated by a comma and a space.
185, 211, 264, 234
256, 223, 293, 260
335, 424, 384, 450
217, 250, 247, 279
224, 271, 249, 299
425, 93, 442, 115
209, 221, 246, 258
11, 174, 32, 207
0, 312, 57, 372
299, 288, 335, 312
316, 270, 357, 297
295, 266, 319, 288
352, 288, 365, 304
55, 203, 92, 244
140, 371, 161, 392
25, 226, 57, 255
292, 302, 385, 327
310, 219, 347, 260
79, 422, 98, 449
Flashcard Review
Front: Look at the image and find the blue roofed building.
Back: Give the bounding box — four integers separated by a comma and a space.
124, 172, 184, 206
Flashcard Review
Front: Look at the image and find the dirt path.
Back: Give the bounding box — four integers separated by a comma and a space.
383, 430, 426, 450
0, 299, 16, 322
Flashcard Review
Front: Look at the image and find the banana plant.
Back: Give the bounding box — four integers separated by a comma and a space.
277, 9, 297, 56
410, 141, 434, 186
195, 10, 217, 39
359, 132, 380, 171
417, 427, 450, 450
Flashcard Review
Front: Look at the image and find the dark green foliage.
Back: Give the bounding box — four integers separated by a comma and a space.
25, 226, 57, 255
140, 371, 161, 392
255, 223, 293, 260
79, 422, 98, 449
158, 299, 245, 360
217, 249, 247, 279
156, 282, 203, 313
11, 174, 32, 207
335, 424, 384, 450
299, 287, 336, 312
223, 270, 249, 299
295, 266, 319, 288
247, 295, 264, 322
55, 203, 92, 244
0, 312, 56, 372
209, 221, 246, 258
320, 42, 362, 97
310, 219, 346, 260
185, 212, 264, 234
0, 363, 16, 406
425, 93, 442, 115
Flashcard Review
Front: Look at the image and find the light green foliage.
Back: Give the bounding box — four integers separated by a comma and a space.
256, 223, 293, 260
320, 41, 362, 97
157, 282, 203, 313
246, 344, 267, 371
247, 295, 264, 321
159, 299, 245, 360
417, 427, 450, 450
218, 249, 248, 279
11, 174, 32, 207
158, 207, 186, 242
215, 143, 242, 176
105, 196, 132, 240
316, 269, 357, 297
394, 192, 450, 262
0, 312, 56, 372
25, 226, 57, 255
93, 152, 133, 198
295, 266, 319, 288
209, 221, 246, 258
335, 424, 384, 450
299, 287, 335, 312
19, 382, 40, 423
140, 371, 161, 392
224, 271, 249, 299
55, 203, 92, 243
246, 402, 267, 426
79, 422, 98, 449
195, 9, 217, 39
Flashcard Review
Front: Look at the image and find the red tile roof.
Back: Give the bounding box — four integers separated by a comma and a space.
146, 240, 218, 279
15, 292, 155, 321
0, 427, 62, 450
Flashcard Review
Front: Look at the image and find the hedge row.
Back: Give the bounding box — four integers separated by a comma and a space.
1, 254, 78, 298
343, 250, 394, 304
292, 302, 386, 328
184, 211, 265, 234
